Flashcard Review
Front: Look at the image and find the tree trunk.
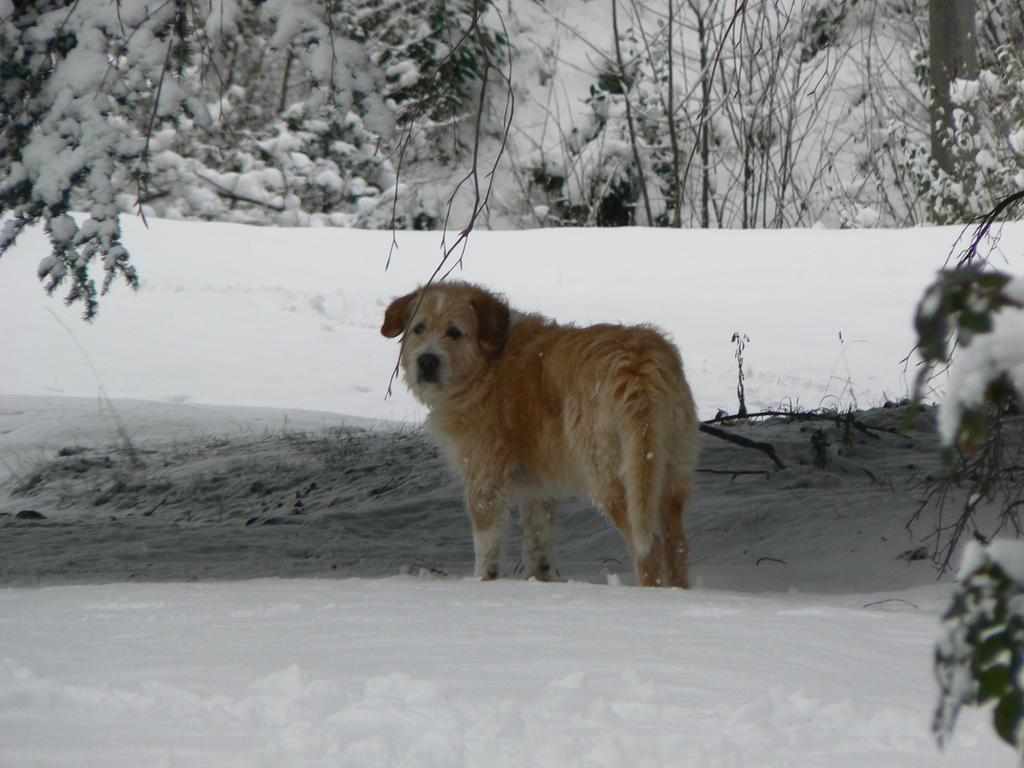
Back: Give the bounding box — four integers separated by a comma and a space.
928, 0, 978, 175
277, 48, 294, 115
612, 0, 654, 226
696, 9, 711, 229
667, 1, 683, 227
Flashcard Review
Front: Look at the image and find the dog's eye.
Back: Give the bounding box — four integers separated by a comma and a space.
446, 327, 463, 340
413, 322, 426, 335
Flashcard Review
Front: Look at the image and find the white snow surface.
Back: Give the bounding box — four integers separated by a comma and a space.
0, 580, 1004, 767
5, 217, 1023, 422
1, 217, 1022, 766
959, 538, 1024, 583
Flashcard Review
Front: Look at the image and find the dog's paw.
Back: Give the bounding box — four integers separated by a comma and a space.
528, 561, 553, 582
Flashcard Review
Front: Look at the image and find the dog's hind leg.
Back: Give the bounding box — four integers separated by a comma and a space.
660, 489, 689, 588
520, 500, 558, 581
621, 425, 670, 587
467, 489, 509, 580
660, 411, 698, 588
594, 479, 662, 587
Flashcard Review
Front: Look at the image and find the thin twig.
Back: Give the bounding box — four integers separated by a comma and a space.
133, 20, 178, 227
44, 308, 142, 469
863, 598, 920, 610
385, 3, 515, 399
697, 468, 771, 479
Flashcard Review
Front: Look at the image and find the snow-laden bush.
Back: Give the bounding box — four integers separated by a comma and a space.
362, 0, 507, 154
521, 0, 844, 228
143, 99, 405, 228
913, 258, 1023, 457
935, 540, 1024, 751
909, 192, 1024, 571
936, 274, 1024, 448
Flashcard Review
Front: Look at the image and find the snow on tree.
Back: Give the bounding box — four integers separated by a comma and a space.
937, 274, 1024, 447
0, 0, 395, 318
0, 1, 511, 318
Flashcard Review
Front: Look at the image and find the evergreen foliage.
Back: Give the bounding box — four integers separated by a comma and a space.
936, 543, 1024, 751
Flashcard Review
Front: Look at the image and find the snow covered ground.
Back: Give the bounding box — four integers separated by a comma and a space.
2, 217, 1023, 765
0, 579, 1002, 767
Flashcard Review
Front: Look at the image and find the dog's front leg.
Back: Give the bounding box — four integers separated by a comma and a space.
520, 500, 558, 581
466, 489, 509, 581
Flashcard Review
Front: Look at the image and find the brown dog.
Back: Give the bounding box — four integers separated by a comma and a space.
381, 281, 699, 587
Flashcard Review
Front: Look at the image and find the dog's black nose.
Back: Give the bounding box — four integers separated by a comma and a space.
417, 353, 440, 383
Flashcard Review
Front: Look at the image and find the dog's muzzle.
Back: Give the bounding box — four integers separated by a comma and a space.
417, 353, 441, 384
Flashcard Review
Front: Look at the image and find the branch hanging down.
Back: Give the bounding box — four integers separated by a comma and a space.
385, 2, 516, 398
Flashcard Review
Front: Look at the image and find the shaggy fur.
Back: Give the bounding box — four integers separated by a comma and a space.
381, 281, 699, 587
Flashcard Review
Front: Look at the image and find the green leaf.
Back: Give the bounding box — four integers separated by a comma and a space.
994, 692, 1024, 747
979, 634, 1013, 666
978, 665, 1013, 704
958, 311, 993, 336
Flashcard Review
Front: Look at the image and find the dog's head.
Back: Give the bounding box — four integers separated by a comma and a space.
381, 281, 510, 407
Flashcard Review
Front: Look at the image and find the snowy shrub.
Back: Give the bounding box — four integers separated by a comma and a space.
935, 541, 1024, 751
360, 0, 507, 155
797, 0, 855, 64
543, 79, 662, 227
913, 258, 1024, 452
933, 273, 1024, 449
522, 0, 844, 228
143, 100, 405, 228
909, 192, 1024, 571
520, 8, 684, 227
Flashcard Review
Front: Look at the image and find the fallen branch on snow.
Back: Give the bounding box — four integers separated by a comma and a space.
698, 422, 787, 470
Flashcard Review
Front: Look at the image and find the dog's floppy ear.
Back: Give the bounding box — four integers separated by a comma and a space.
472, 291, 510, 357
381, 291, 418, 338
